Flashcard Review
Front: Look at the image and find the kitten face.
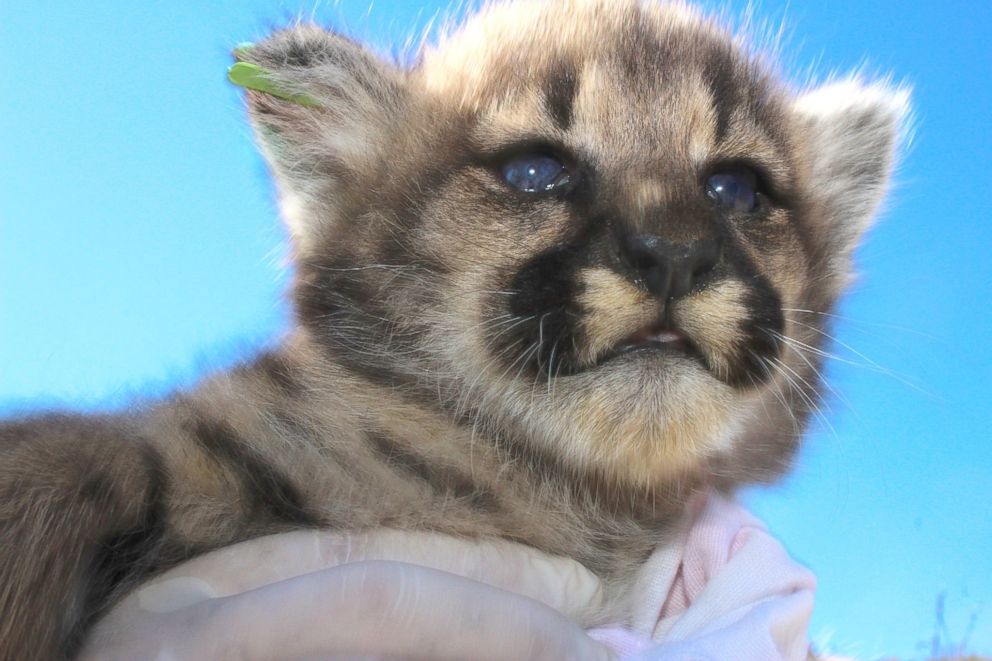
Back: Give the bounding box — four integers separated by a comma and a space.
242, 0, 907, 489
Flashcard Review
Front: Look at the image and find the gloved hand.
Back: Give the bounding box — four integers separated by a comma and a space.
80, 529, 615, 660
82, 493, 815, 660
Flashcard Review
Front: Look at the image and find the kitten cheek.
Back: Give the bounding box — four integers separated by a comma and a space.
672, 281, 751, 381
672, 280, 784, 388
574, 267, 657, 365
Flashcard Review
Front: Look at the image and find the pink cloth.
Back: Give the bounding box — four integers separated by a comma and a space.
587, 492, 816, 660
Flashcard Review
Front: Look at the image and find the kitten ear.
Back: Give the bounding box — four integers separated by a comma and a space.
235, 26, 407, 251
792, 80, 910, 279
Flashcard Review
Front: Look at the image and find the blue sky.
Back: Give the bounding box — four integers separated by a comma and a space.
1, 1, 989, 658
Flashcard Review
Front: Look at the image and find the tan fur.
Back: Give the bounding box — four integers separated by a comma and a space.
577, 267, 657, 361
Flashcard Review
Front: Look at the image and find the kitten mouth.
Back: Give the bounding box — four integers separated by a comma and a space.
599, 323, 703, 365
616, 325, 689, 352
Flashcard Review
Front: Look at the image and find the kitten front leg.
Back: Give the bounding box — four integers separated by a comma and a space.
0, 406, 307, 661
0, 414, 173, 659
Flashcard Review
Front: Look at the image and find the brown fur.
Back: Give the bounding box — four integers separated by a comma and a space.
0, 1, 907, 658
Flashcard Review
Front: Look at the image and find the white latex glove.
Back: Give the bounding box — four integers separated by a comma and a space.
80, 529, 615, 661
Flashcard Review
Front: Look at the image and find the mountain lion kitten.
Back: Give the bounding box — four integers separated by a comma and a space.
0, 0, 907, 657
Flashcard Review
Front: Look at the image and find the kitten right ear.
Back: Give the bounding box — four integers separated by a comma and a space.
235, 27, 407, 251
792, 80, 910, 286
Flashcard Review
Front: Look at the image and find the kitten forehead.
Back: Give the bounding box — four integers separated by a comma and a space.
420, 0, 741, 107
418, 0, 793, 183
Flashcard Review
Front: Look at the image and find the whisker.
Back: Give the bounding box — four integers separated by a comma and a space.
769, 330, 858, 420
767, 355, 837, 441
782, 308, 936, 339
749, 351, 802, 437
787, 318, 932, 396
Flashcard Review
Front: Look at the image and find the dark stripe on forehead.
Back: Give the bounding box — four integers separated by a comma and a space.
544, 62, 580, 130
702, 48, 742, 143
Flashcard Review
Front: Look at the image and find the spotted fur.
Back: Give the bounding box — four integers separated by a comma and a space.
0, 1, 908, 658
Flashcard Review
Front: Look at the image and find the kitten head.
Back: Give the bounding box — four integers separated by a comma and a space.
238, 0, 908, 490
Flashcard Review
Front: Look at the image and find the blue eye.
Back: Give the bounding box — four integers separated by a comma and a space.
706, 170, 759, 213
501, 154, 572, 193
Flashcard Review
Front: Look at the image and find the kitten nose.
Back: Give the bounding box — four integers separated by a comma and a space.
619, 234, 721, 300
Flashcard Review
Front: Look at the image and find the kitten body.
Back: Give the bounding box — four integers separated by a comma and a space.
0, 1, 907, 658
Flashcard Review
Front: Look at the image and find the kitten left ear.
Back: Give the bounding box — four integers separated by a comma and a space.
235, 26, 408, 252
792, 80, 910, 277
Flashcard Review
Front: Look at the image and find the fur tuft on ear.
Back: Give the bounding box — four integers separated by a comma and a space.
236, 26, 407, 252
793, 79, 911, 280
